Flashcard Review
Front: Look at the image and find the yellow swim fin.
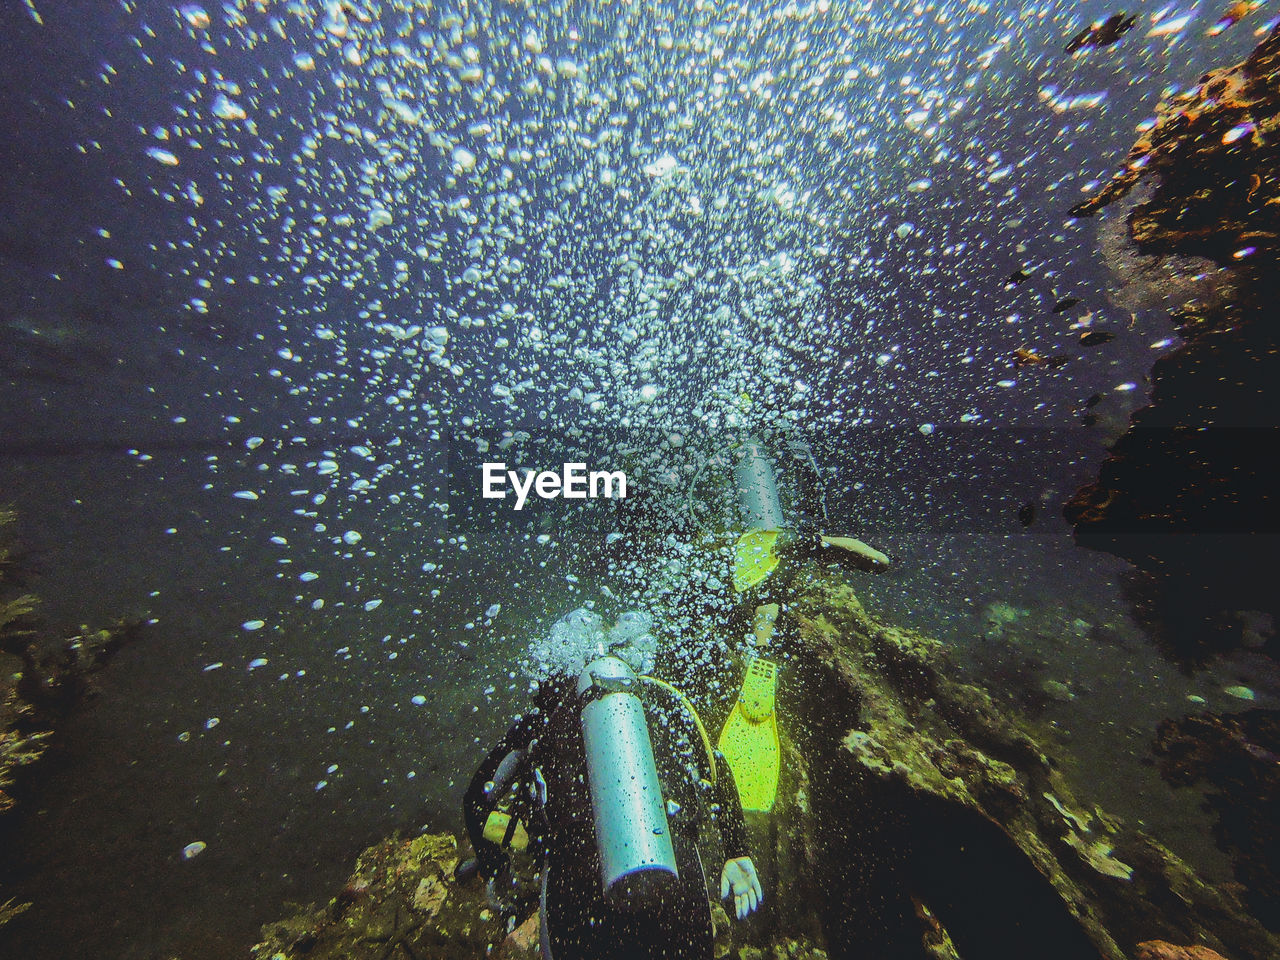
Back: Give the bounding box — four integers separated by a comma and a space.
732, 529, 781, 593
718, 655, 780, 813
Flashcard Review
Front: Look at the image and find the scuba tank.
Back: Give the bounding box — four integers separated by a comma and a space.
576, 656, 678, 908
734, 438, 785, 532
731, 438, 787, 592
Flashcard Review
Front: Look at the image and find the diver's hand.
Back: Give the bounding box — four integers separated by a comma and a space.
485, 864, 518, 912
720, 857, 763, 920
818, 534, 891, 572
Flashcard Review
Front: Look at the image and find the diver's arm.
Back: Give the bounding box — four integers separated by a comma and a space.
710, 750, 751, 860
816, 535, 891, 572
462, 715, 537, 880
713, 756, 763, 918
779, 524, 891, 572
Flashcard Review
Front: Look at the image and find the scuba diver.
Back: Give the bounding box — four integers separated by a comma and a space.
461, 651, 763, 960
700, 424, 892, 815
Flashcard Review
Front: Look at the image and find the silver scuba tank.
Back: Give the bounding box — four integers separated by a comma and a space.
577, 656, 678, 907
735, 438, 785, 531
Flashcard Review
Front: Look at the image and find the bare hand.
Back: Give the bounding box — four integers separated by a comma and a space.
720, 857, 763, 920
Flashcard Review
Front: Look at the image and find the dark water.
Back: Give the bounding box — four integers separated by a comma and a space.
1, 0, 1277, 957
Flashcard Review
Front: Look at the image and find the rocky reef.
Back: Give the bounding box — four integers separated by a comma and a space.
252, 832, 517, 960
780, 573, 1274, 959
1065, 24, 1280, 665
0, 508, 44, 820
251, 827, 829, 960
0, 508, 139, 927
1154, 708, 1280, 932
254, 573, 1277, 960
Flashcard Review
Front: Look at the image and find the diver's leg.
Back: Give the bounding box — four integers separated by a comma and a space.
753, 603, 780, 647
542, 836, 617, 960
641, 839, 713, 960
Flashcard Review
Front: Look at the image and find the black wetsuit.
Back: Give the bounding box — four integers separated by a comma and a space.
464, 677, 751, 960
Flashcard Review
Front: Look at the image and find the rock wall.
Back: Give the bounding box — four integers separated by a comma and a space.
785, 575, 1275, 960
1065, 25, 1280, 665
0, 508, 139, 928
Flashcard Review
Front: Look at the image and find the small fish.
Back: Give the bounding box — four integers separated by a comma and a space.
1018, 502, 1037, 526
1006, 269, 1031, 285
1085, 393, 1103, 408
1207, 1, 1261, 36
1066, 13, 1138, 53
1014, 347, 1070, 368
1067, 198, 1095, 219
1148, 12, 1194, 38
1052, 297, 1083, 313
1080, 330, 1114, 346
182, 841, 207, 860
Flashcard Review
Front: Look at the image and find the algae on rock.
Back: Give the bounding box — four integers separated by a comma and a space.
252, 832, 518, 960
778, 571, 1277, 960
0, 508, 140, 926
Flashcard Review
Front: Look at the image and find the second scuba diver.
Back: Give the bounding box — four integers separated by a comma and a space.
462, 651, 763, 960
715, 427, 892, 814
460, 419, 885, 956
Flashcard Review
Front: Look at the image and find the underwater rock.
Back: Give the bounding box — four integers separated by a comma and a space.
1069, 23, 1280, 264
980, 601, 1025, 642
1066, 24, 1280, 666
1153, 709, 1280, 931
1, 509, 139, 923
1042, 679, 1076, 703
1135, 942, 1229, 960
412, 872, 448, 917
10, 619, 143, 714
0, 509, 41, 926
967, 601, 1078, 713
1, 511, 143, 717
252, 832, 514, 960
784, 572, 1278, 960
502, 912, 540, 956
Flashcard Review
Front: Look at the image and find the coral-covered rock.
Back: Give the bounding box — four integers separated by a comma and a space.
1069, 24, 1280, 267
252, 833, 512, 960
1154, 709, 1280, 930
787, 572, 1277, 960
1065, 24, 1280, 664
1135, 940, 1229, 960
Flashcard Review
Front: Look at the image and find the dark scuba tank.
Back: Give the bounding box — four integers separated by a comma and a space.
576, 656, 678, 908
